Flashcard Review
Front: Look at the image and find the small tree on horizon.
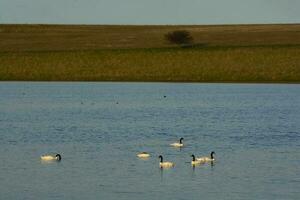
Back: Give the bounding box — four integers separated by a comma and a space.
165, 30, 193, 47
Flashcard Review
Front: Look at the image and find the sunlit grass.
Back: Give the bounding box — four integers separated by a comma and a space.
1, 45, 299, 82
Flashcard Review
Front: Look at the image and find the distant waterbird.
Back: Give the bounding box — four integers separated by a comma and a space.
137, 152, 150, 158
41, 154, 62, 161
197, 151, 215, 162
170, 137, 184, 147
159, 155, 174, 168
191, 154, 204, 166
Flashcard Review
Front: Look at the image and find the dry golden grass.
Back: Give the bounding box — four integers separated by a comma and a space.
0, 46, 299, 82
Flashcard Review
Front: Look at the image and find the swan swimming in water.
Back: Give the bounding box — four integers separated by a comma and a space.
197, 151, 215, 162
41, 154, 61, 161
191, 154, 204, 166
137, 152, 150, 158
170, 138, 184, 147
159, 155, 174, 168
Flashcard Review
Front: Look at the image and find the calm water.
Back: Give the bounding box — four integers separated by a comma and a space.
0, 82, 299, 200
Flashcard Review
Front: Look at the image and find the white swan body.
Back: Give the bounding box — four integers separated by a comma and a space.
137, 152, 150, 158
170, 138, 184, 147
191, 160, 203, 165
160, 162, 175, 168
196, 157, 214, 162
197, 152, 215, 162
170, 143, 183, 147
41, 154, 61, 161
159, 155, 174, 168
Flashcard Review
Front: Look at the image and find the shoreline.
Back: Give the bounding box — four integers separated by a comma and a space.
1, 80, 299, 84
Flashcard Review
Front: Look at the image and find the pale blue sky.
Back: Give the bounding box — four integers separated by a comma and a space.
0, 0, 300, 24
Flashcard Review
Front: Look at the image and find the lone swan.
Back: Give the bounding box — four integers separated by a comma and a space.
137, 152, 150, 158
197, 151, 215, 162
41, 154, 62, 161
159, 155, 174, 168
191, 154, 204, 166
170, 137, 184, 147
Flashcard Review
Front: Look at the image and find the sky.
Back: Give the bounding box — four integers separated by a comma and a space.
0, 0, 300, 25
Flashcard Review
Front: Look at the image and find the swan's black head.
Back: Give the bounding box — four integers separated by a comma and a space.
179, 138, 184, 144
191, 154, 196, 161
158, 155, 163, 162
56, 154, 62, 161
210, 151, 215, 159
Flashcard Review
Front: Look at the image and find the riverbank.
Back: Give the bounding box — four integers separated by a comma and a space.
0, 24, 299, 82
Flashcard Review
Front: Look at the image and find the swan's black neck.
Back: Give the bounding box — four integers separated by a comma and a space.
210, 152, 215, 159
56, 154, 61, 161
191, 155, 196, 161
159, 155, 163, 162
179, 138, 184, 144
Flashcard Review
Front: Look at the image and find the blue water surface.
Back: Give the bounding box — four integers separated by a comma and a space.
0, 82, 299, 200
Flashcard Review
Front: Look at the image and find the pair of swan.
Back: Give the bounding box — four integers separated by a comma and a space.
137, 138, 184, 158
191, 151, 215, 166
159, 152, 215, 168
41, 154, 62, 161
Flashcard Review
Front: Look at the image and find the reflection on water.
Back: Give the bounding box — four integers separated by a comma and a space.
0, 82, 299, 200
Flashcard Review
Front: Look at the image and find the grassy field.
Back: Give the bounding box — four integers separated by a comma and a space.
0, 24, 300, 82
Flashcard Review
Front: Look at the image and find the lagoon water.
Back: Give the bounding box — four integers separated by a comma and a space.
0, 82, 299, 200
